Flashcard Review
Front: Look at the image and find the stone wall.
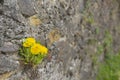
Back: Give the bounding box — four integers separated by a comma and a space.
0, 0, 120, 80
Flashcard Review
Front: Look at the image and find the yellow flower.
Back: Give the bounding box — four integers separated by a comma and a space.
31, 43, 48, 55
40, 45, 48, 55
31, 43, 41, 55
23, 37, 36, 47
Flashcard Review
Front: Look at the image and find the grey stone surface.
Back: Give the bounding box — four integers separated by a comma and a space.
0, 0, 120, 80
17, 0, 36, 17
0, 54, 19, 74
0, 42, 19, 54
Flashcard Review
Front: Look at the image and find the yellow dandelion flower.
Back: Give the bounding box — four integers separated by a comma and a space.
31, 43, 48, 55
31, 43, 41, 55
23, 37, 36, 47
40, 45, 48, 55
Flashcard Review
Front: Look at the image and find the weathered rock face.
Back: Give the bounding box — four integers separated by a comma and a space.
17, 0, 36, 17
0, 0, 120, 80
0, 54, 19, 74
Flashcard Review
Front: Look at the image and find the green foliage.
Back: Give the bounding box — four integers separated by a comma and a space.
96, 30, 120, 80
86, 13, 95, 24
85, 0, 91, 9
96, 53, 120, 80
20, 47, 45, 66
92, 30, 113, 64
104, 31, 113, 46
97, 45, 104, 55
92, 55, 98, 65
95, 27, 100, 35
82, 0, 95, 24
87, 38, 97, 45
19, 38, 48, 67
82, 11, 95, 24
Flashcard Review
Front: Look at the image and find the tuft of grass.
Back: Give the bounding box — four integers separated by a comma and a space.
96, 30, 120, 80
83, 11, 95, 24
95, 27, 100, 35
82, 0, 95, 24
86, 13, 95, 24
104, 30, 113, 50
92, 30, 113, 65
96, 53, 120, 80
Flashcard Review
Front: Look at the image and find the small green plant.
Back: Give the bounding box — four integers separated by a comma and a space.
96, 30, 120, 80
19, 37, 48, 67
86, 13, 95, 24
95, 27, 100, 35
82, 0, 95, 24
96, 53, 120, 80
104, 31, 113, 52
97, 45, 104, 55
92, 30, 113, 64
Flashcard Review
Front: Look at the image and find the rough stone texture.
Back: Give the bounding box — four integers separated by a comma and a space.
0, 42, 19, 54
0, 53, 19, 80
0, 0, 120, 80
0, 54, 19, 74
17, 0, 36, 17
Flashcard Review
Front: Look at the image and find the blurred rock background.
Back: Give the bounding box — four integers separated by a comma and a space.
0, 0, 120, 80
